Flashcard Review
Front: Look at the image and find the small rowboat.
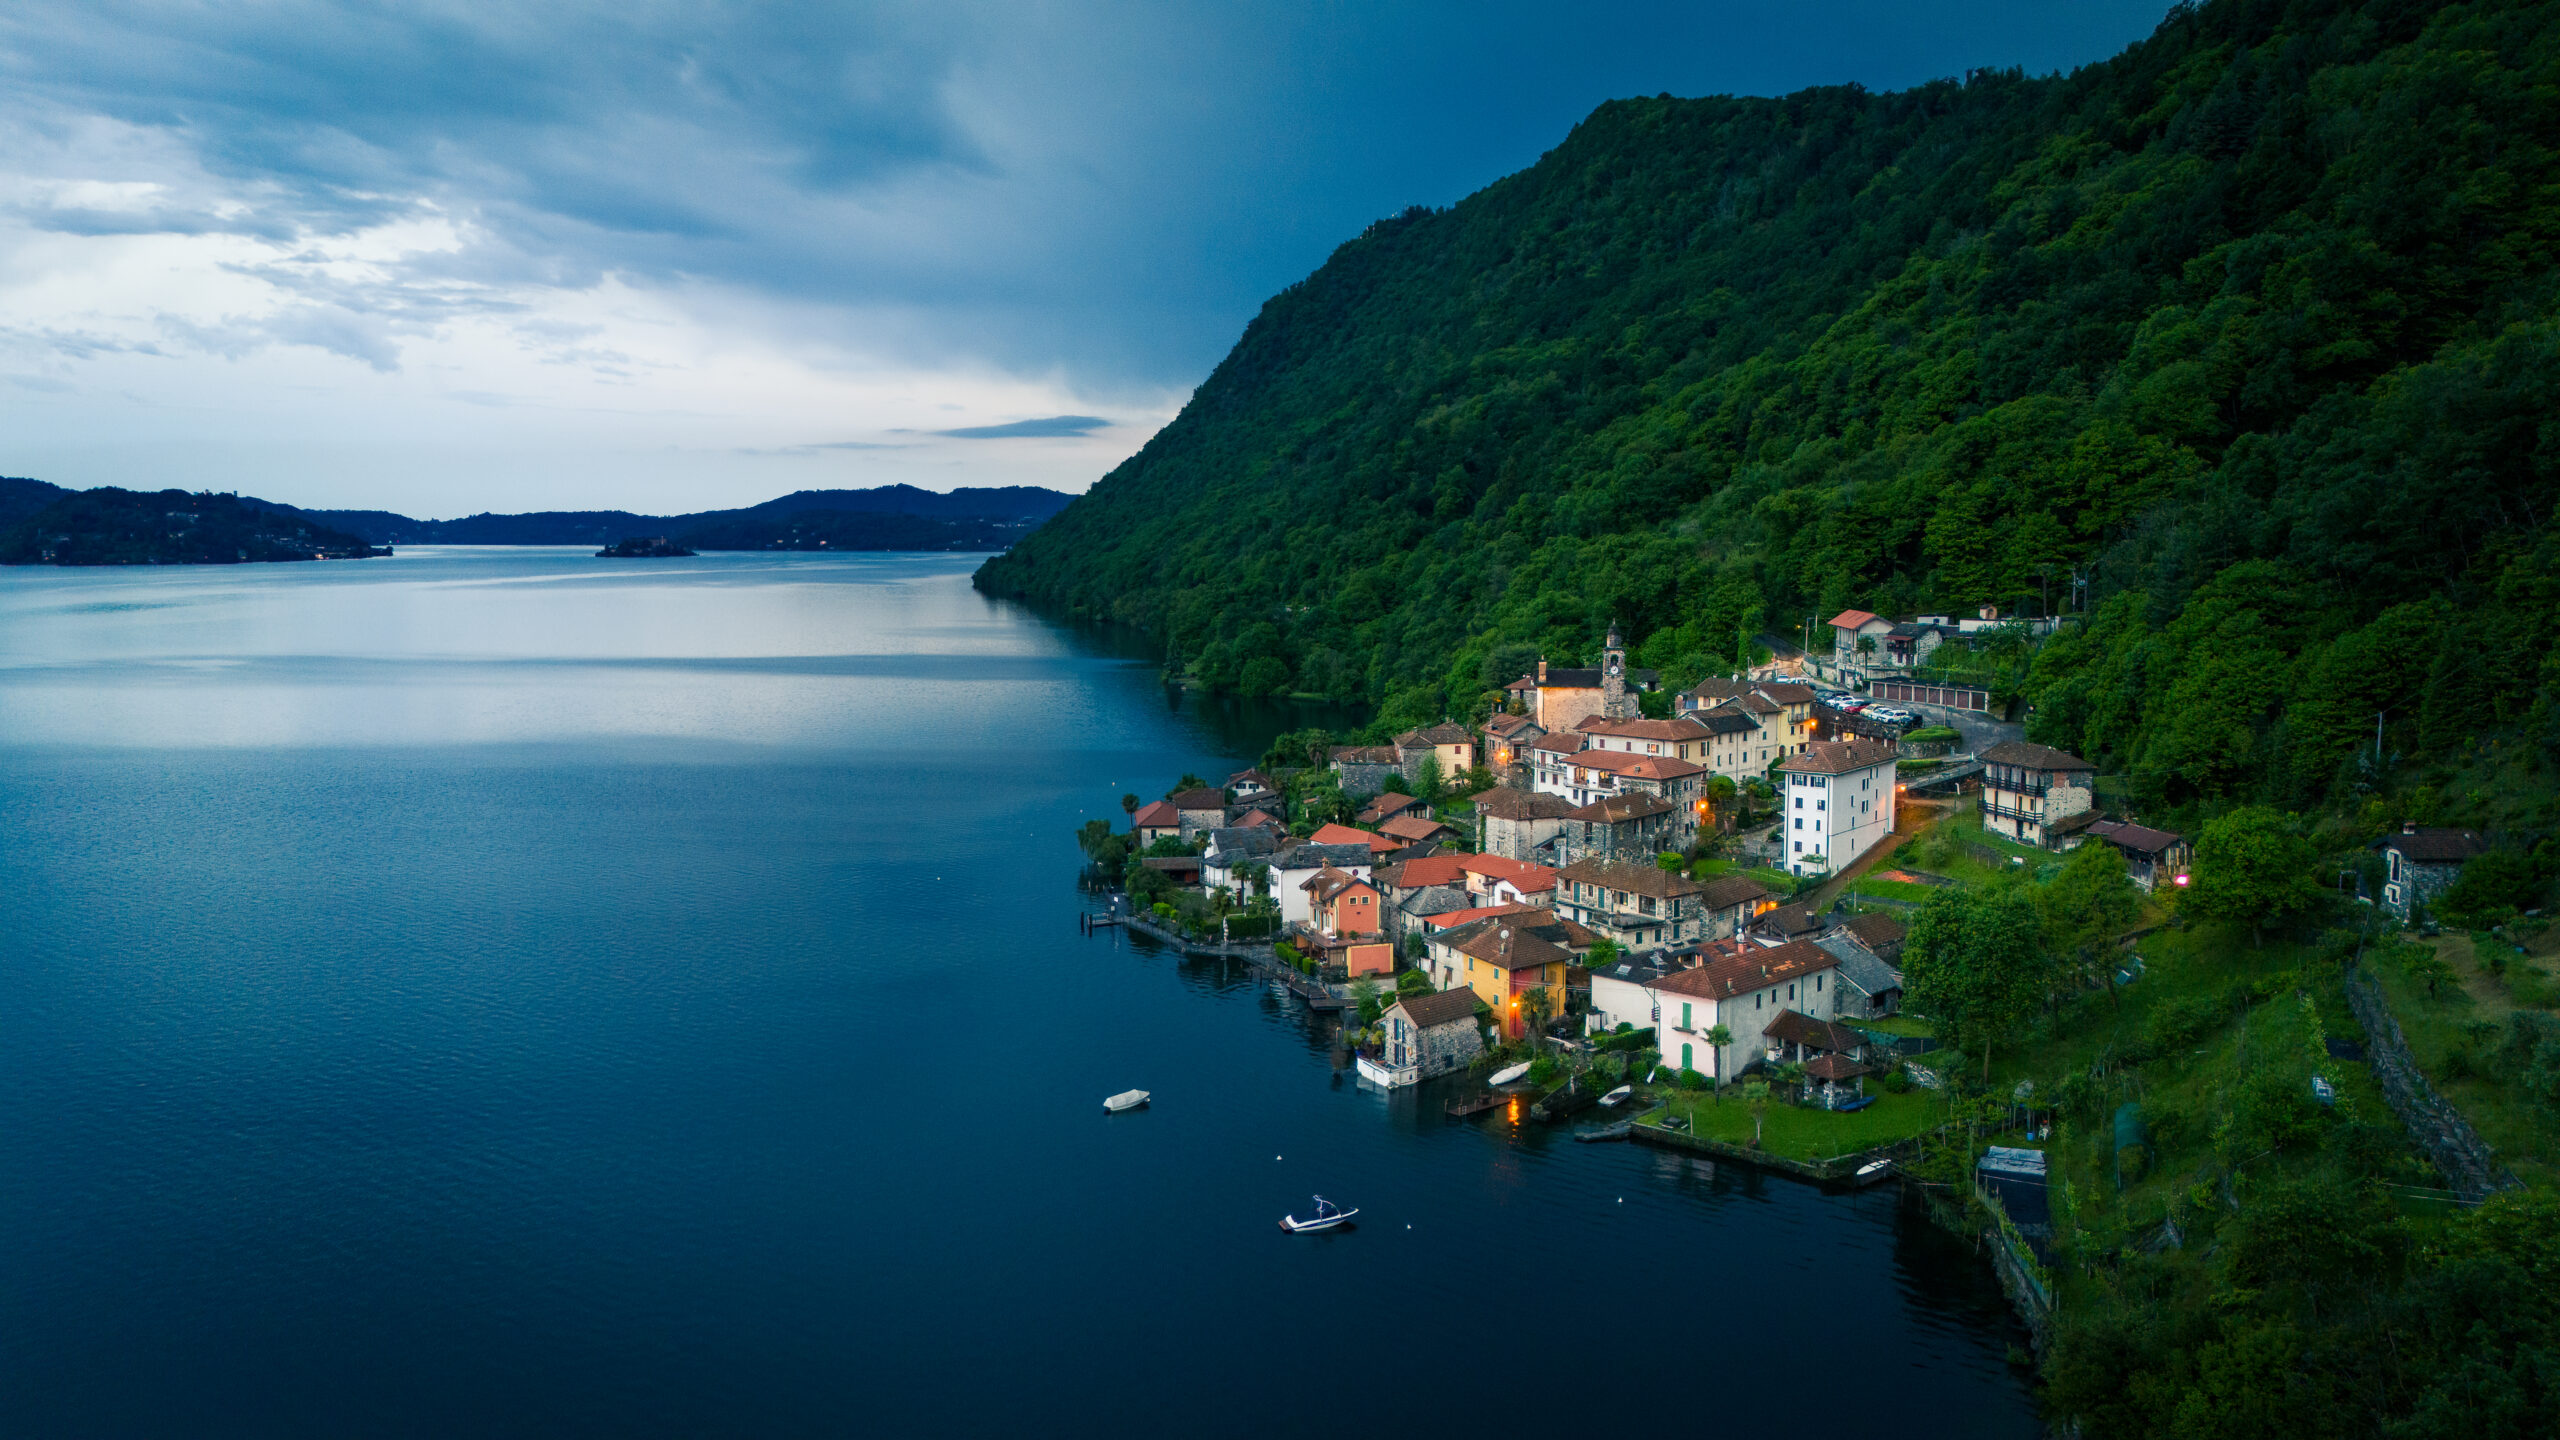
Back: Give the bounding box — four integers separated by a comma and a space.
1487, 1062, 1533, 1086
1599, 1085, 1633, 1107
1279, 1196, 1357, 1233
1103, 1089, 1151, 1113
1573, 1121, 1633, 1143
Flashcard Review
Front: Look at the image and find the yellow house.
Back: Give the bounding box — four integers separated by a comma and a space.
1435, 911, 1596, 1037
1394, 722, 1478, 778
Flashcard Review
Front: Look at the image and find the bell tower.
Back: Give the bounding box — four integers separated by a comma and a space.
1602, 621, 1635, 719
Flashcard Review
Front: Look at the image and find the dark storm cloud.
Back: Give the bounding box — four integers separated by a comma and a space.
0, 1, 2179, 387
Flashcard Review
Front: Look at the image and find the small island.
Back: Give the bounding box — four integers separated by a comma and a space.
595, 535, 697, 558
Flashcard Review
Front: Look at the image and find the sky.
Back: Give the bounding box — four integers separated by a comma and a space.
0, 1, 2178, 517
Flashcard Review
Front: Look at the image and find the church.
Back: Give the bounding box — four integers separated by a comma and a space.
1500, 624, 1658, 731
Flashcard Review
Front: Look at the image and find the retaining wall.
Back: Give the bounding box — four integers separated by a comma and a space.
2346, 967, 2519, 1200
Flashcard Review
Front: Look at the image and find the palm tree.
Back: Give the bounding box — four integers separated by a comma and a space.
1519, 983, 1554, 1048
1744, 1080, 1771, 1146
1705, 1024, 1733, 1102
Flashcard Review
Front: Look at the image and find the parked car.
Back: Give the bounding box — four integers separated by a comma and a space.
1835, 699, 1870, 713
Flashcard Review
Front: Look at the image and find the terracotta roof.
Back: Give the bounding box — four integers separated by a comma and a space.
1652, 940, 1837, 1000
1139, 856, 1201, 873
1396, 722, 1474, 747
1484, 713, 1542, 738
1357, 791, 1424, 822
1423, 902, 1549, 931
2087, 818, 2183, 855
1564, 749, 1683, 777
1692, 874, 1775, 911
1829, 609, 1881, 629
1755, 682, 1817, 704
1472, 787, 1577, 821
1556, 857, 1705, 898
1170, 787, 1229, 812
1310, 822, 1395, 853
1753, 903, 1828, 937
1613, 756, 1706, 781
1379, 814, 1456, 843
1131, 800, 1180, 828
1764, 1008, 1866, 1055
1233, 808, 1281, 830
1979, 740, 2094, 772
1777, 739, 1899, 776
1302, 866, 1378, 904
1226, 769, 1276, 790
1459, 855, 1559, 891
1381, 854, 1475, 890
1527, 732, 1586, 755
1803, 1054, 1874, 1082
1447, 917, 1587, 971
2384, 826, 2487, 863
1839, 912, 1907, 951
1391, 988, 1481, 1029
1564, 792, 1674, 824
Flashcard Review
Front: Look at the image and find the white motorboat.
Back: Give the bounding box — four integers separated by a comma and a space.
1279, 1196, 1358, 1233
1487, 1062, 1533, 1086
1854, 1157, 1894, 1181
1599, 1085, 1632, 1107
1103, 1089, 1151, 1113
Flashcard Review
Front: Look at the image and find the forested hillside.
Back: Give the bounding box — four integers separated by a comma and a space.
978, 0, 2560, 819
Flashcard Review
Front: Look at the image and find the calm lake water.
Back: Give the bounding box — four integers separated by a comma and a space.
0, 549, 2038, 1437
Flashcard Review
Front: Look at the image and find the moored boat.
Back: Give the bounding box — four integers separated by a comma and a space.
1487, 1061, 1532, 1086
1278, 1196, 1358, 1233
1599, 1085, 1632, 1106
1104, 1089, 1151, 1112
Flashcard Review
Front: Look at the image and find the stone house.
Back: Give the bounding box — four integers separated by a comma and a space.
1328, 745, 1404, 796
1473, 785, 1576, 861
2083, 818, 2191, 892
1356, 791, 1427, 827
2376, 824, 2488, 922
1977, 741, 2096, 849
1372, 988, 1485, 1085
1483, 712, 1546, 776
1553, 858, 1718, 950
1170, 787, 1232, 839
1394, 722, 1477, 782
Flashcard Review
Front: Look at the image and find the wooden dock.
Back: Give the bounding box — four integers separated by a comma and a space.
1445, 1092, 1506, 1117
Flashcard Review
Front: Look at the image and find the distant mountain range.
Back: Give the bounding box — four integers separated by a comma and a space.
0, 478, 1078, 565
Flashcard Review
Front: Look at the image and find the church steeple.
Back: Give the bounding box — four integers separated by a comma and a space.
1602, 621, 1635, 719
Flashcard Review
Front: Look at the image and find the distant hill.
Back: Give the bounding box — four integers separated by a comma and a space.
0, 481, 1079, 564
0, 488, 387, 565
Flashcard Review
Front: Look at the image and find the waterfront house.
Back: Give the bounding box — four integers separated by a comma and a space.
1199, 826, 1280, 899
2375, 823, 2488, 922
1140, 854, 1203, 887
1356, 791, 1427, 827
2083, 818, 2191, 892
1305, 867, 1382, 938
1435, 912, 1594, 1036
1473, 785, 1576, 861
1648, 939, 1841, 1083
1977, 741, 2096, 849
1373, 988, 1484, 1085
1268, 842, 1377, 928
1585, 951, 1674, 1037
1393, 722, 1477, 781
1775, 738, 1899, 877
1170, 787, 1231, 839
1300, 929, 1397, 978
1131, 799, 1183, 847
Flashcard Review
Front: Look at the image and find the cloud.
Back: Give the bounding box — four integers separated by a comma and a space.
934, 415, 1107, 440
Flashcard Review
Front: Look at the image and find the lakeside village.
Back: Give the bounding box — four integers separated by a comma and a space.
1077, 607, 2554, 1325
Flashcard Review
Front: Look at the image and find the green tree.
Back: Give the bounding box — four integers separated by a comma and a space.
2039, 840, 2141, 1007
1704, 1023, 1734, 1099
1902, 887, 2049, 1083
1413, 753, 1445, 804
2186, 806, 2322, 946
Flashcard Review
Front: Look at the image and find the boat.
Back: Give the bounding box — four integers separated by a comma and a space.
1854, 1157, 1894, 1182
1599, 1085, 1632, 1107
1278, 1196, 1358, 1233
1487, 1062, 1533, 1086
1103, 1089, 1151, 1112
1573, 1121, 1633, 1143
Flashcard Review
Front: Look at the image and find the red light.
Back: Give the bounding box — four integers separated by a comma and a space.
2173, 874, 2191, 887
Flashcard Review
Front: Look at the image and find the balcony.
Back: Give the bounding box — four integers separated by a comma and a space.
1983, 774, 2050, 797
1981, 800, 2046, 825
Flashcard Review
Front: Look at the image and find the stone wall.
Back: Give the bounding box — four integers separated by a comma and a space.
2346, 967, 2520, 1200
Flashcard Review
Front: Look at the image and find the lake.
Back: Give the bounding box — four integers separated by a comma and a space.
0, 549, 2039, 1437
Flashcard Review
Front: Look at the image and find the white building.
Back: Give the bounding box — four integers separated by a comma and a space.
1265, 843, 1375, 928
1774, 739, 1899, 878
1588, 940, 1842, 1084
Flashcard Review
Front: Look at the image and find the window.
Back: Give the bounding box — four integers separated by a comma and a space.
1794, 796, 1804, 809
1817, 799, 1826, 811
1794, 818, 1803, 830
1815, 974, 1823, 991
1794, 841, 1803, 853
1788, 983, 1795, 1000
1681, 1002, 1691, 1029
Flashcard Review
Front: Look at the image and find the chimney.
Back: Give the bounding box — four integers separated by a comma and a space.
1536, 659, 1547, 684
2402, 821, 2417, 835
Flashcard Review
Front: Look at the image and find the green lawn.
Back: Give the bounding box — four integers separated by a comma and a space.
1848, 878, 1940, 901
1649, 1085, 1941, 1161
1694, 857, 1794, 890
1856, 1013, 1938, 1038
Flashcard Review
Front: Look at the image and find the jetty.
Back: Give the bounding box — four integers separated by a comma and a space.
1445, 1092, 1506, 1117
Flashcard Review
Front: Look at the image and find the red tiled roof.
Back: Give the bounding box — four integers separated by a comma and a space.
1357, 792, 1424, 822
1391, 988, 1481, 1028
1653, 940, 1837, 1000
1578, 716, 1712, 741
1803, 1054, 1874, 1082
1458, 855, 1558, 891
1527, 732, 1586, 755
1382, 854, 1475, 889
1471, 787, 1577, 821
1556, 857, 1703, 898
1131, 800, 1180, 828
1310, 822, 1394, 853
1170, 787, 1228, 811
1423, 902, 1547, 931
1379, 814, 1453, 842
1234, 808, 1281, 830
1777, 739, 1898, 776
1829, 610, 1881, 629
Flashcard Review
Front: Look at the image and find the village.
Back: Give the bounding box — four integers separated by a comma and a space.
1071, 607, 2277, 1192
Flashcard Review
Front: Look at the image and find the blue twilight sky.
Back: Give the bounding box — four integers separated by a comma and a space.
0, 1, 2177, 516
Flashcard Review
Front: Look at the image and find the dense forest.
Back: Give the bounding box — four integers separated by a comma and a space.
0, 488, 386, 564
978, 0, 2560, 828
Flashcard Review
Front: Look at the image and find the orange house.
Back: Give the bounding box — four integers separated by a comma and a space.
1306, 868, 1383, 938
